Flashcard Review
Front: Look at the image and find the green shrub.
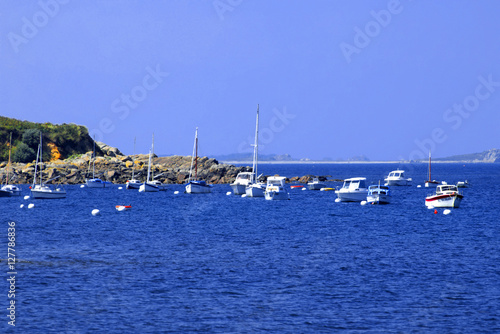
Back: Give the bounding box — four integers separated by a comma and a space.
12, 142, 36, 163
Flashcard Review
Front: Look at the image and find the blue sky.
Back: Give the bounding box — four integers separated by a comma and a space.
1, 0, 499, 160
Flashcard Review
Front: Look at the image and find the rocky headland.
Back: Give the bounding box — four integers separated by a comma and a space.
0, 142, 334, 185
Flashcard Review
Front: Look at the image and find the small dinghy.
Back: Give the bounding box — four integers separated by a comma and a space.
115, 205, 132, 211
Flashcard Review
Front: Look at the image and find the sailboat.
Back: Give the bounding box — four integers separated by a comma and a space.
185, 127, 212, 194
148, 133, 167, 191
424, 151, 439, 188
139, 138, 160, 192
85, 137, 112, 188
126, 137, 142, 190
0, 133, 21, 197
30, 132, 66, 199
245, 105, 266, 197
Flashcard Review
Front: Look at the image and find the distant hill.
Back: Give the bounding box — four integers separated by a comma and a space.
0, 116, 101, 162
434, 149, 500, 163
213, 153, 294, 162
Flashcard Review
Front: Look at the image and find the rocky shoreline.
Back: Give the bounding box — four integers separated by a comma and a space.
0, 143, 337, 185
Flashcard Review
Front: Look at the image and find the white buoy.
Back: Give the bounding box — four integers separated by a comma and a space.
302, 187, 307, 191
80, 184, 85, 188
360, 201, 367, 206
91, 209, 100, 216
174, 191, 179, 195
334, 198, 341, 203
427, 205, 435, 209
118, 186, 123, 190
320, 188, 325, 191
23, 195, 30, 200
417, 185, 422, 188
241, 194, 247, 198
226, 191, 232, 196
443, 209, 451, 215
20, 204, 24, 208
28, 203, 35, 209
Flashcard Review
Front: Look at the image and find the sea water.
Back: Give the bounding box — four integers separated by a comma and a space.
2, 163, 500, 333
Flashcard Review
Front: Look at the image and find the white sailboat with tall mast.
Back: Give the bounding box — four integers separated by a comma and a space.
424, 151, 439, 188
85, 137, 111, 188
185, 127, 212, 194
149, 133, 167, 191
245, 105, 266, 197
126, 137, 142, 190
139, 134, 160, 192
1, 133, 21, 197
30, 132, 66, 199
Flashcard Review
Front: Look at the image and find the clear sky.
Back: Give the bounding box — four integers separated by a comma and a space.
1, 0, 499, 160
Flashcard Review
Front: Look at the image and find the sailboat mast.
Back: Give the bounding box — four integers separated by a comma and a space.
255, 104, 259, 182
132, 137, 136, 179
33, 140, 40, 188
195, 128, 198, 180
151, 133, 155, 180
6, 133, 12, 185
39, 132, 43, 186
428, 151, 431, 181
188, 128, 197, 182
92, 136, 96, 179
147, 148, 152, 182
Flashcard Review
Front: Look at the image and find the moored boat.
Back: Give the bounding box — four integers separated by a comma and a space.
384, 170, 411, 186
335, 177, 368, 202
425, 184, 463, 208
139, 139, 160, 193
86, 137, 112, 188
425, 151, 439, 188
30, 132, 66, 199
264, 176, 289, 200
367, 183, 391, 204
307, 177, 326, 190
126, 137, 142, 189
230, 171, 254, 195
245, 105, 266, 198
185, 128, 212, 194
1, 133, 21, 197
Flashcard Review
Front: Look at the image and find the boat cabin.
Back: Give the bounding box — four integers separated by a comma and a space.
388, 170, 405, 178
436, 185, 459, 194
267, 176, 286, 187
341, 177, 367, 190
235, 172, 254, 181
368, 185, 390, 195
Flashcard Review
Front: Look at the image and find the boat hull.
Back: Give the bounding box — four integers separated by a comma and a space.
367, 194, 391, 204
139, 182, 160, 192
335, 190, 368, 202
1, 185, 21, 196
385, 179, 410, 186
230, 183, 247, 195
31, 186, 66, 199
126, 180, 142, 189
265, 190, 290, 200
186, 181, 211, 194
245, 184, 265, 197
86, 179, 111, 188
425, 194, 463, 208
425, 181, 439, 188
308, 183, 325, 190
0, 190, 12, 197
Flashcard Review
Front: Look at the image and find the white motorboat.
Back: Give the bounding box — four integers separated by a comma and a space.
367, 183, 391, 204
307, 177, 326, 190
425, 184, 463, 208
185, 128, 212, 194
424, 151, 439, 188
264, 176, 289, 200
384, 170, 412, 186
126, 179, 142, 190
30, 132, 66, 199
230, 171, 254, 195
86, 137, 112, 188
139, 138, 160, 193
456, 180, 470, 188
126, 137, 142, 190
245, 105, 266, 198
1, 133, 21, 197
335, 177, 368, 202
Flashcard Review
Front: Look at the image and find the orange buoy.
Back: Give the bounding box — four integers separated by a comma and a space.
434, 209, 438, 214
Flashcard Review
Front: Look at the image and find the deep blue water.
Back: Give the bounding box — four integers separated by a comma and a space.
2, 163, 500, 333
